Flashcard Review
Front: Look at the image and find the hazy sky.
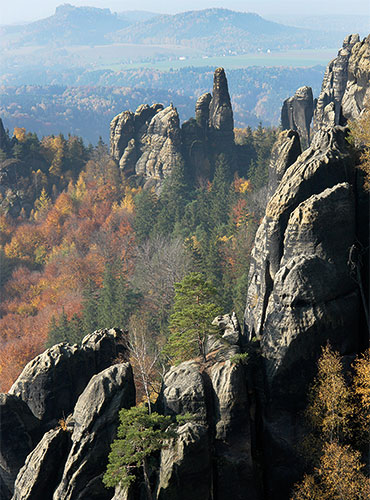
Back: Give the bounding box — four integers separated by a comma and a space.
1, 0, 369, 24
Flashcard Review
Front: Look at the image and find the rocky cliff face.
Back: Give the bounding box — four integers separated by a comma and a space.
0, 329, 135, 500
156, 313, 257, 500
3, 35, 370, 500
282, 34, 370, 149
110, 67, 235, 189
243, 36, 369, 496
2, 317, 258, 500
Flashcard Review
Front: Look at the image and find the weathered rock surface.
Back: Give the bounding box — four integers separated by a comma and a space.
243, 124, 367, 498
135, 105, 184, 186
53, 363, 135, 500
208, 67, 234, 143
313, 34, 370, 133
8, 328, 128, 426
281, 86, 313, 150
110, 102, 183, 189
12, 428, 71, 500
9, 363, 134, 500
0, 395, 41, 499
267, 129, 301, 200
157, 318, 257, 500
110, 68, 236, 188
195, 92, 212, 129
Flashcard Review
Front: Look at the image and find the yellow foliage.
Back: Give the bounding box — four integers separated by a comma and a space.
306, 345, 352, 443
73, 175, 87, 201
218, 235, 233, 243
13, 127, 26, 142
239, 179, 252, 193
352, 349, 370, 428
34, 188, 51, 221
292, 442, 369, 500
120, 186, 140, 214
186, 234, 201, 251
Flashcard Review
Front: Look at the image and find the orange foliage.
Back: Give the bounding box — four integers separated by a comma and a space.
0, 170, 137, 390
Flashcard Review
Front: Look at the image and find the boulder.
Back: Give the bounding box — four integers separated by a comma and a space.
159, 361, 208, 421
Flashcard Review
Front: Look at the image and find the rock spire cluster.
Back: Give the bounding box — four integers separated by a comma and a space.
110, 67, 235, 189
282, 34, 370, 150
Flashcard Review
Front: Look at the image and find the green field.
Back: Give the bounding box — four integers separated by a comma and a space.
98, 47, 338, 71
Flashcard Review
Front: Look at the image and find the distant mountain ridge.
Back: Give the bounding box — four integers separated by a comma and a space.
0, 4, 129, 47
109, 8, 337, 53
0, 5, 340, 53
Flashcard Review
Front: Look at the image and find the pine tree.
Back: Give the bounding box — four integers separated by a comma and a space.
103, 406, 175, 500
209, 153, 232, 229
164, 272, 221, 362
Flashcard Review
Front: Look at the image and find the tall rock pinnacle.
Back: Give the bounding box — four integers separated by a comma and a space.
208, 67, 234, 135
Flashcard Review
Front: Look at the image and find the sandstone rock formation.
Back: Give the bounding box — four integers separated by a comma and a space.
1, 329, 131, 500
52, 363, 135, 500
156, 314, 257, 500
281, 86, 313, 150
0, 395, 41, 500
110, 68, 236, 188
313, 34, 370, 132
282, 34, 370, 150
243, 124, 368, 498
267, 129, 301, 199
9, 328, 128, 427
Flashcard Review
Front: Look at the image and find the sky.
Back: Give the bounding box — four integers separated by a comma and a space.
1, 0, 369, 25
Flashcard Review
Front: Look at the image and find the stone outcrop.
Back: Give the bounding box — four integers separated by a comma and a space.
243, 123, 368, 498
208, 67, 234, 143
267, 129, 301, 199
9, 328, 129, 427
12, 363, 135, 500
53, 363, 135, 500
110, 102, 183, 190
282, 35, 369, 150
281, 86, 313, 150
156, 316, 257, 500
12, 428, 71, 500
110, 67, 236, 188
1, 329, 131, 500
313, 34, 370, 133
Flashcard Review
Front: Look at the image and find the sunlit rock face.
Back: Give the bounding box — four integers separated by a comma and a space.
110, 67, 237, 189
243, 123, 368, 498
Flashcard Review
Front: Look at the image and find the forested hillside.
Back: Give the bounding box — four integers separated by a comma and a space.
0, 120, 276, 391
